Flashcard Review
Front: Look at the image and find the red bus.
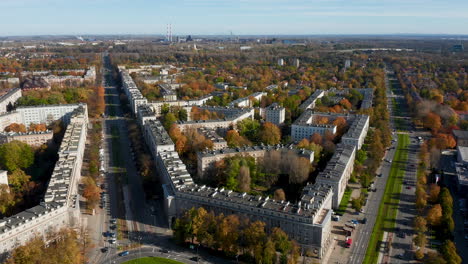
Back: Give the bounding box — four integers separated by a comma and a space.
345, 238, 352, 248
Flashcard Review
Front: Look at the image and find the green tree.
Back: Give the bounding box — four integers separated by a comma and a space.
0, 141, 35, 172
237, 119, 260, 143
163, 112, 178, 130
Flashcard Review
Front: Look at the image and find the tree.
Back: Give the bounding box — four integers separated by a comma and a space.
82, 177, 101, 210
423, 112, 442, 133
0, 140, 35, 171
428, 184, 441, 203
4, 123, 26, 133
6, 228, 84, 264
163, 112, 178, 130
238, 165, 251, 192
8, 169, 31, 194
413, 233, 427, 247
216, 214, 240, 255
427, 204, 443, 226
274, 188, 286, 201
414, 216, 427, 233
425, 252, 447, 264
415, 247, 425, 260
259, 122, 281, 145
310, 133, 322, 145
237, 119, 260, 143
441, 240, 462, 264
29, 123, 47, 132
243, 221, 266, 257
226, 130, 251, 148
0, 184, 13, 214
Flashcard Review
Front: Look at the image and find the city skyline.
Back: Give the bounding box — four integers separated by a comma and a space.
1, 0, 468, 36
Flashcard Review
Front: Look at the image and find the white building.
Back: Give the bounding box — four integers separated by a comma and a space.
0, 88, 21, 113
312, 143, 356, 208
228, 92, 266, 108
17, 103, 87, 127
0, 170, 7, 186
265, 103, 285, 125
0, 106, 87, 255
278, 58, 284, 66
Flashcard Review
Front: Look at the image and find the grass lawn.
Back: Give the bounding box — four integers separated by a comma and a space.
363, 133, 409, 264
336, 188, 352, 215
122, 257, 184, 264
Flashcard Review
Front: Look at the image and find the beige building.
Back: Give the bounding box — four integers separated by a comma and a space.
197, 145, 314, 179
0, 130, 53, 146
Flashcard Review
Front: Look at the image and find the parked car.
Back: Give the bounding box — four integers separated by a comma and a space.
361, 218, 367, 224
159, 249, 169, 253
118, 251, 129, 257
101, 247, 108, 253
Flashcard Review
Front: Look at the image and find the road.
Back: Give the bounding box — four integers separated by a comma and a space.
87, 53, 230, 264
346, 66, 418, 264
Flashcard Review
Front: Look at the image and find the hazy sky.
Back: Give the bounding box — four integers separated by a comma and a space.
1, 0, 467, 36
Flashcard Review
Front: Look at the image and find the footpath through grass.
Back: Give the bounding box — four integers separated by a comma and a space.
122, 257, 184, 264
362, 133, 409, 264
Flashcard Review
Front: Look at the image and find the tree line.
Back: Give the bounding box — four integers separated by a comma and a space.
173, 207, 301, 264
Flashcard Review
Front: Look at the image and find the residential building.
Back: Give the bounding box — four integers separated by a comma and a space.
265, 103, 285, 125
0, 130, 53, 146
159, 83, 177, 101
313, 143, 356, 208
143, 120, 175, 158
341, 115, 370, 150
197, 127, 227, 150
299, 90, 325, 110
197, 145, 314, 178
453, 130, 468, 147
0, 88, 21, 113
228, 92, 266, 108
17, 103, 87, 127
0, 106, 87, 255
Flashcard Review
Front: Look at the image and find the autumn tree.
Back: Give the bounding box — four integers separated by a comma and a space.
259, 122, 281, 145
238, 165, 251, 192
427, 204, 443, 226
226, 130, 251, 148
414, 216, 427, 233
428, 184, 441, 203
310, 133, 322, 145
423, 112, 442, 133
82, 177, 101, 210
28, 123, 47, 132
6, 228, 84, 264
0, 184, 13, 215
4, 123, 26, 133
274, 188, 286, 201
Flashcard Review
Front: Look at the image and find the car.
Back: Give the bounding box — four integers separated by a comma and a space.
118, 251, 129, 257
101, 247, 108, 253
396, 254, 404, 259
110, 219, 117, 224
332, 215, 340, 221
109, 239, 116, 244
406, 186, 412, 190
110, 232, 116, 238
377, 174, 382, 177
159, 249, 170, 253
361, 218, 367, 224
351, 220, 359, 225
190, 256, 201, 262
398, 232, 406, 238
110, 225, 116, 230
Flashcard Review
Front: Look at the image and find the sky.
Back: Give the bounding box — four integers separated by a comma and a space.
0, 0, 467, 36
